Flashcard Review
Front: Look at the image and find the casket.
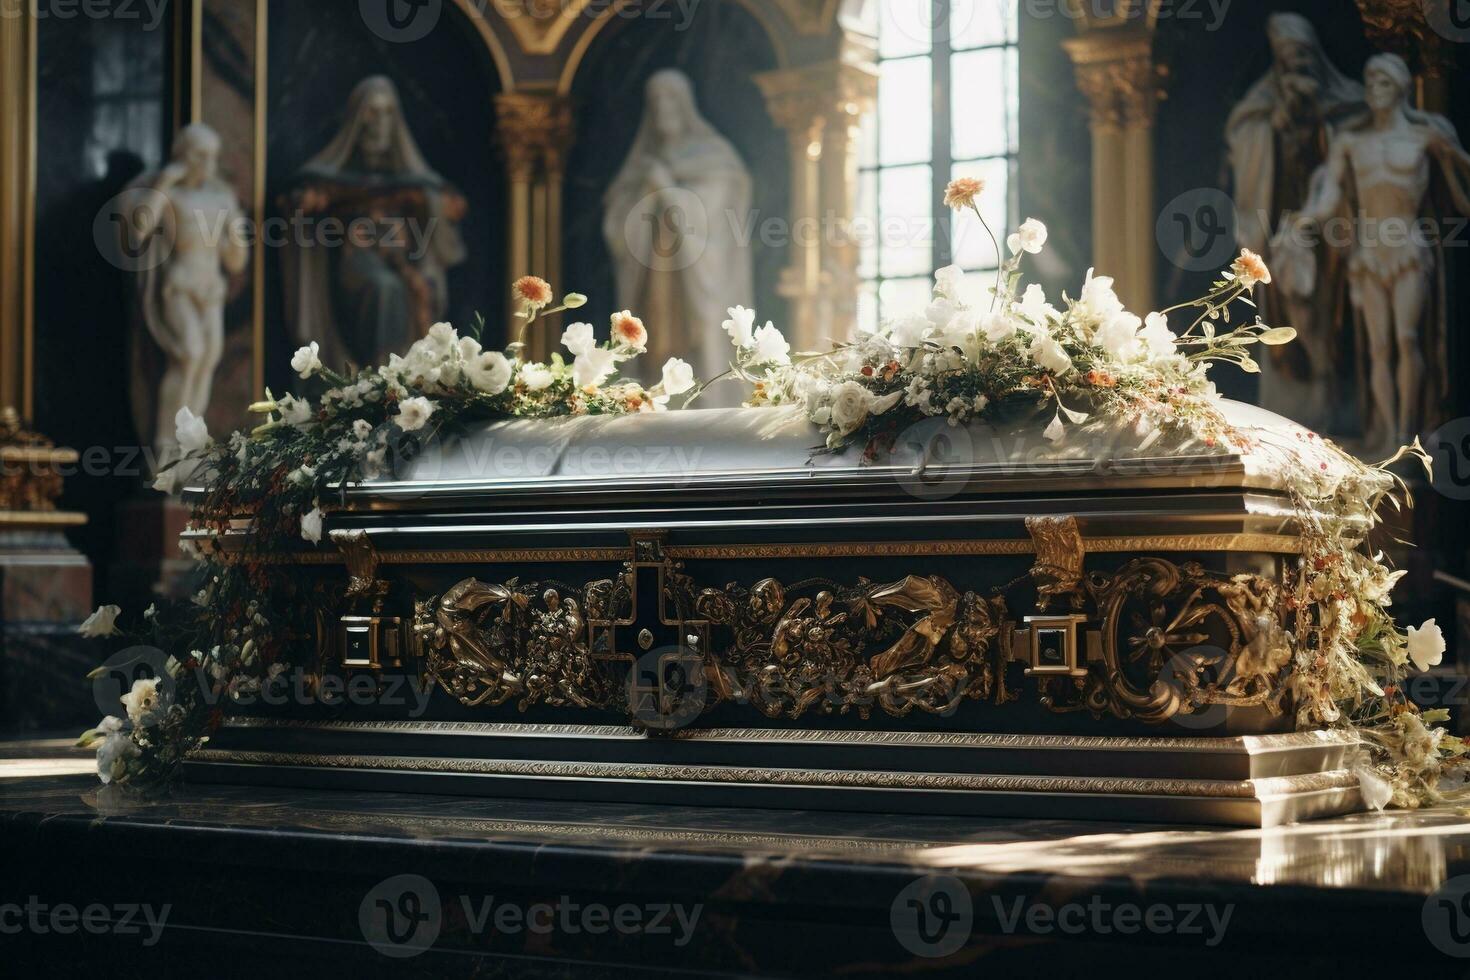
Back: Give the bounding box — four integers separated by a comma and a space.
183, 400, 1366, 827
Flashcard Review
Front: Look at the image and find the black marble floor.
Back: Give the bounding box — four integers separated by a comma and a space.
5, 754, 1470, 977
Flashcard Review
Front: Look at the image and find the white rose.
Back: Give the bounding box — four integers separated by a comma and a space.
426, 321, 458, 350
751, 323, 791, 365
465, 351, 513, 395
723, 306, 756, 347
829, 380, 874, 435
1408, 619, 1446, 672
174, 407, 210, 454
1031, 335, 1073, 376
1139, 312, 1178, 359
661, 357, 696, 396
1007, 217, 1048, 255
572, 347, 618, 388
300, 506, 324, 544
79, 604, 122, 638
119, 677, 163, 726
277, 395, 313, 427
561, 322, 597, 357
395, 396, 436, 432
520, 364, 554, 391
456, 336, 483, 361
1094, 313, 1144, 362
290, 341, 322, 379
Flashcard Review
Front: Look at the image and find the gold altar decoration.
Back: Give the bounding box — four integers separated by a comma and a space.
0, 408, 85, 526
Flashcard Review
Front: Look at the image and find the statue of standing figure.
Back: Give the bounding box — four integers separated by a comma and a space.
1287, 53, 1470, 453
282, 76, 468, 371
123, 123, 250, 465
1226, 13, 1364, 432
603, 70, 754, 390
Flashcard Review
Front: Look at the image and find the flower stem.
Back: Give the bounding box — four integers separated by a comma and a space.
970, 204, 1003, 311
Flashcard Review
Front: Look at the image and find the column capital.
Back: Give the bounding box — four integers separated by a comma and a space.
755, 59, 878, 138
1062, 29, 1164, 131
494, 91, 575, 179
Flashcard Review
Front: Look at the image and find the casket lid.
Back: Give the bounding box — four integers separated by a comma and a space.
341, 399, 1346, 509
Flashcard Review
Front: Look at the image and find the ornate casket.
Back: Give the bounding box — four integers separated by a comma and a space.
184, 401, 1365, 827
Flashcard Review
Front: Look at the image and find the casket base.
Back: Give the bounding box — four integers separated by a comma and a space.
185, 722, 1363, 828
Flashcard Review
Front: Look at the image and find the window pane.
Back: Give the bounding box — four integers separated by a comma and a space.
949, 157, 1009, 268
951, 268, 998, 309
857, 282, 880, 335
951, 48, 1010, 160
950, 0, 1017, 50
858, 106, 879, 169
879, 0, 934, 58
857, 170, 879, 280
879, 277, 934, 322
878, 164, 933, 277
878, 56, 931, 167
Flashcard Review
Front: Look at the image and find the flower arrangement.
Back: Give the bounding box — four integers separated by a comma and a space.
74, 186, 1462, 810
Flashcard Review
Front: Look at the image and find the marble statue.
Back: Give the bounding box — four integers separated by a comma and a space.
603, 70, 753, 387
282, 76, 467, 371
124, 123, 249, 463
1286, 53, 1470, 452
1226, 13, 1364, 431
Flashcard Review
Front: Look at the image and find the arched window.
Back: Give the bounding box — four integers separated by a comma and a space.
857, 0, 1019, 329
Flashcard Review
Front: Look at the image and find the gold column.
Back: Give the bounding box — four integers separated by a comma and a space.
0, 2, 36, 417
1064, 29, 1162, 314
494, 91, 574, 361
757, 59, 877, 350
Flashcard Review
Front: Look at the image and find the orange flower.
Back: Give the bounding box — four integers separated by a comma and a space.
943, 176, 985, 211
1231, 249, 1272, 289
610, 310, 648, 350
513, 276, 553, 309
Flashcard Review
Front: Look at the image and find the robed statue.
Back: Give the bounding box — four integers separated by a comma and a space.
1285, 53, 1470, 452
122, 123, 249, 463
282, 76, 467, 370
603, 70, 754, 386
1225, 13, 1364, 431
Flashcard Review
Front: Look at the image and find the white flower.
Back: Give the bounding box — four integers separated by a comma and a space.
1094, 313, 1145, 362
300, 506, 324, 544
1007, 218, 1048, 255
572, 347, 619, 388
829, 380, 876, 435
1014, 284, 1058, 331
1139, 312, 1178, 359
933, 265, 965, 299
174, 407, 210, 454
889, 314, 931, 349
1077, 268, 1125, 324
290, 341, 322, 379
152, 466, 182, 495
465, 351, 513, 395
1356, 765, 1394, 812
456, 336, 483, 362
394, 396, 436, 433
352, 419, 373, 441
1408, 619, 1446, 672
520, 363, 554, 391
277, 395, 313, 427
751, 322, 791, 366
426, 321, 458, 350
119, 677, 162, 726
79, 604, 122, 638
1043, 414, 1066, 444
661, 357, 696, 396
1031, 335, 1073, 375
723, 306, 756, 348
561, 322, 597, 357
980, 311, 1018, 344
96, 726, 139, 785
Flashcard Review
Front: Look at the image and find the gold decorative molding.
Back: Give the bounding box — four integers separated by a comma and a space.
0, 5, 36, 418
0, 408, 83, 520
1062, 29, 1164, 131
494, 91, 575, 180
1355, 0, 1456, 79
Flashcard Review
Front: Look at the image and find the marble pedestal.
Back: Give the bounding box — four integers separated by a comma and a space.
0, 517, 94, 732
